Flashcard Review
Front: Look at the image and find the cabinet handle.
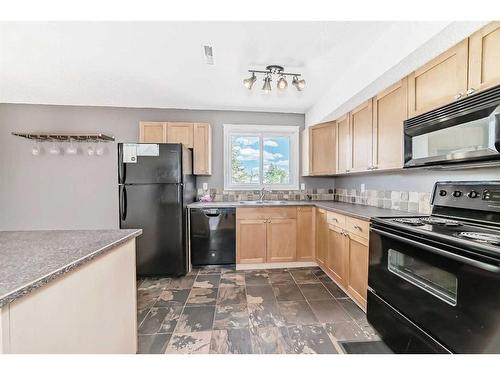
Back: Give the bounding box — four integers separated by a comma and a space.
354, 225, 362, 231
466, 88, 476, 96
454, 93, 463, 100
372, 165, 378, 170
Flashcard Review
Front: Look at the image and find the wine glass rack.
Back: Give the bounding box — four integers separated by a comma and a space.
11, 132, 115, 142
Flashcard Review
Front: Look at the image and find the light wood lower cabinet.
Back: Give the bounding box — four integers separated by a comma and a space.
326, 224, 348, 288
347, 233, 369, 308
236, 208, 297, 264
319, 211, 370, 309
236, 219, 268, 264
296, 207, 315, 261
267, 218, 297, 262
315, 208, 328, 266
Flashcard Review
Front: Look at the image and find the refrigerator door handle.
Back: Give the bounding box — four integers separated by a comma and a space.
120, 186, 128, 221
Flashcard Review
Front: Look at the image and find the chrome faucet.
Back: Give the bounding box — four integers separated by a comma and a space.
259, 188, 268, 202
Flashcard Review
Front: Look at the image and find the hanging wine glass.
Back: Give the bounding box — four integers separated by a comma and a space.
49, 139, 61, 155
66, 139, 78, 155
31, 140, 42, 156
95, 140, 104, 156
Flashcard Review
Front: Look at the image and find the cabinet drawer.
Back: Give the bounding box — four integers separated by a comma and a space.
236, 207, 297, 220
326, 211, 346, 227
345, 216, 369, 239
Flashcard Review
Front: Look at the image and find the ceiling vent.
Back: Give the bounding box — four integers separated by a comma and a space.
203, 45, 214, 65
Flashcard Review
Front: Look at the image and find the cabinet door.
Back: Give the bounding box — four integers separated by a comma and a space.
408, 39, 468, 117
139, 122, 167, 143
347, 233, 369, 309
315, 209, 327, 266
193, 123, 212, 175
236, 219, 267, 264
372, 78, 407, 171
167, 122, 194, 148
469, 22, 500, 93
309, 122, 336, 175
296, 207, 315, 261
350, 99, 373, 172
267, 218, 297, 263
336, 114, 351, 174
327, 225, 348, 287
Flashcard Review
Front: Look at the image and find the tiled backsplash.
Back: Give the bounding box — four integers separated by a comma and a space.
197, 187, 432, 214
334, 188, 431, 214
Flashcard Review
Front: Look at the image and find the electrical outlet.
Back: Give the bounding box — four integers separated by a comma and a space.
300, 183, 306, 191
360, 184, 366, 193
202, 183, 208, 191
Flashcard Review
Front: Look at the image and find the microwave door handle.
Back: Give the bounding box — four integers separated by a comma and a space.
493, 109, 500, 152
371, 228, 500, 273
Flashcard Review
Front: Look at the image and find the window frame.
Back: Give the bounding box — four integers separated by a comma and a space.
223, 124, 299, 191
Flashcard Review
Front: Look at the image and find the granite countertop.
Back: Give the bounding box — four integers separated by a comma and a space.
187, 200, 412, 220
0, 229, 142, 307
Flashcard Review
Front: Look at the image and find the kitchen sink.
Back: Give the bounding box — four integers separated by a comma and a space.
239, 200, 288, 205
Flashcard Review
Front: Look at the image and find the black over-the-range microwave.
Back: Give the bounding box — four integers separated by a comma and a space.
404, 84, 500, 168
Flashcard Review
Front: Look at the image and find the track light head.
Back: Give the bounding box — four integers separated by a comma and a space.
243, 72, 257, 89
262, 75, 272, 94
292, 76, 306, 91
277, 76, 288, 91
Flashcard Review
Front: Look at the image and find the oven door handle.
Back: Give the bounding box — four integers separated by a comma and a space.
371, 228, 500, 273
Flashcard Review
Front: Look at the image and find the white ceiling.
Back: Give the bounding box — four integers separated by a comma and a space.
0, 21, 454, 115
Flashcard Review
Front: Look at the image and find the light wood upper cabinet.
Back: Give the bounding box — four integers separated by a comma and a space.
347, 233, 369, 309
267, 218, 297, 263
336, 114, 351, 174
236, 219, 268, 264
167, 122, 194, 148
372, 78, 408, 171
139, 122, 167, 143
327, 224, 348, 288
468, 22, 500, 93
308, 122, 336, 175
408, 39, 469, 117
350, 99, 373, 172
315, 209, 328, 266
193, 123, 212, 175
296, 207, 315, 261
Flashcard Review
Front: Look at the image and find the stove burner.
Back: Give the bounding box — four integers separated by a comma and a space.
420, 217, 462, 226
456, 232, 500, 245
392, 217, 462, 227
393, 218, 425, 226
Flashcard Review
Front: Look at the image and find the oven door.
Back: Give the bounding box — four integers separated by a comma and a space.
368, 224, 500, 353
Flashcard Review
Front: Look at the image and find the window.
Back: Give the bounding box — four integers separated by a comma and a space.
224, 124, 299, 190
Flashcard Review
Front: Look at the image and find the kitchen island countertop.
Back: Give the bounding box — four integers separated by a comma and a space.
0, 229, 142, 307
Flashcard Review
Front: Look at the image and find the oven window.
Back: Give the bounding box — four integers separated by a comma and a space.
411, 116, 495, 160
388, 249, 458, 306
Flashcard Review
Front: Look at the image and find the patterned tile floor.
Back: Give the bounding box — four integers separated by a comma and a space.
136, 265, 391, 354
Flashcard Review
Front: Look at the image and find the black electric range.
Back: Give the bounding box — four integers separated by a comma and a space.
368, 181, 500, 354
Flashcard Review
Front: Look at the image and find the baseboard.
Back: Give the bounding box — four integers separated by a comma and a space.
236, 261, 317, 270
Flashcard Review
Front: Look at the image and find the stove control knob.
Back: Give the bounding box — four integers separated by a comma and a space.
453, 190, 462, 198
439, 190, 447, 197
467, 190, 479, 198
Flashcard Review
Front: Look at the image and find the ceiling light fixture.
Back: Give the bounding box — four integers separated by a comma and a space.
243, 72, 257, 90
243, 65, 305, 93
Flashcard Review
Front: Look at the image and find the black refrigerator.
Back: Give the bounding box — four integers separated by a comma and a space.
118, 143, 195, 277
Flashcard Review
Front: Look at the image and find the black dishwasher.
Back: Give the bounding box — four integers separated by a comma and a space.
190, 207, 236, 265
